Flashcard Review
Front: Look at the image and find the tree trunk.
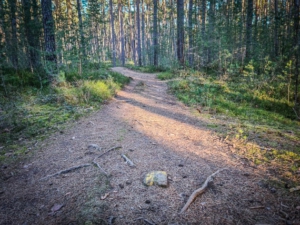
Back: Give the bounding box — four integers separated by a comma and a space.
141, 0, 146, 65
153, 0, 158, 66
0, 0, 7, 64
208, 0, 215, 64
77, 0, 86, 60
201, 0, 206, 36
136, 0, 142, 66
274, 0, 279, 57
246, 0, 253, 61
9, 0, 18, 69
188, 0, 193, 67
118, 0, 125, 66
294, 0, 300, 110
41, 0, 57, 80
23, 0, 40, 70
177, 0, 185, 66
109, 0, 116, 66
32, 0, 41, 67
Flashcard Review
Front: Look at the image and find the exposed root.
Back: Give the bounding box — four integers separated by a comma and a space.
121, 154, 135, 167
92, 159, 108, 176
179, 168, 226, 214
96, 146, 122, 159
40, 164, 91, 180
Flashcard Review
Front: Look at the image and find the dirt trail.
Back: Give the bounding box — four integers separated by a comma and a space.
0, 67, 298, 225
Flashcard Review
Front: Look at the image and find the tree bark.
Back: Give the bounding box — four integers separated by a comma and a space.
141, 0, 146, 65
294, 0, 300, 110
274, 0, 279, 57
109, 0, 116, 66
188, 0, 194, 67
77, 0, 86, 60
22, 0, 40, 70
9, 0, 18, 69
177, 0, 185, 66
245, 0, 253, 61
118, 0, 125, 66
41, 0, 57, 79
0, 0, 6, 64
32, 0, 41, 67
153, 0, 158, 66
208, 0, 215, 64
201, 0, 206, 37
136, 0, 142, 66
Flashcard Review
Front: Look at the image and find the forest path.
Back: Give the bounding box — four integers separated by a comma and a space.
0, 67, 295, 224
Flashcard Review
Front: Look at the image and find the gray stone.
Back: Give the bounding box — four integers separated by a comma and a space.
143, 171, 168, 187
88, 144, 101, 151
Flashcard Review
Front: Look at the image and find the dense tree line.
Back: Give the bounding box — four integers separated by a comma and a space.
0, 0, 299, 112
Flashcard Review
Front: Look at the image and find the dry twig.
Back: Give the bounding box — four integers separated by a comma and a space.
96, 146, 122, 159
121, 154, 135, 167
179, 168, 226, 214
92, 159, 108, 176
40, 164, 91, 180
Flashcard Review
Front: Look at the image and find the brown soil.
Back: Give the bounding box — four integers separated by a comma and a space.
1, 67, 299, 225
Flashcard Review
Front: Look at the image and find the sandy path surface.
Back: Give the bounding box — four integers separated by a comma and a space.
1, 67, 298, 225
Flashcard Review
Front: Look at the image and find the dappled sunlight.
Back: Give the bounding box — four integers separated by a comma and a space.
110, 68, 238, 169
111, 102, 233, 166
112, 67, 300, 184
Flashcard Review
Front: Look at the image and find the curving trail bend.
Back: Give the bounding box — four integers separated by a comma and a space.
0, 67, 296, 225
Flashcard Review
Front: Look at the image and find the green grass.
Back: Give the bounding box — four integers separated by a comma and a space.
159, 69, 300, 184
0, 67, 130, 164
157, 71, 179, 80
125, 62, 168, 73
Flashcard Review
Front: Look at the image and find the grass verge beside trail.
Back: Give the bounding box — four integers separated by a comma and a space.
158, 70, 300, 186
125, 63, 168, 73
0, 66, 130, 164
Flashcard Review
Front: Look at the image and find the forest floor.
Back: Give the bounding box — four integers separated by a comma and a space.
1, 67, 300, 225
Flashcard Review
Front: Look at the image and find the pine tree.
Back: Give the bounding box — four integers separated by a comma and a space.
177, 0, 184, 66
153, 0, 158, 66
41, 0, 57, 80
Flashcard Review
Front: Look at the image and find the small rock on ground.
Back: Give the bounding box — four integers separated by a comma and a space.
143, 171, 168, 187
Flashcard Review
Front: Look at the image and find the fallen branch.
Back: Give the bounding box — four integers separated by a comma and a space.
96, 146, 122, 159
121, 154, 135, 167
179, 168, 226, 214
40, 164, 91, 180
92, 159, 108, 176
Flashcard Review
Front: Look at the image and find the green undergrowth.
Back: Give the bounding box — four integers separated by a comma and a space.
159, 69, 300, 184
157, 70, 180, 80
125, 62, 168, 73
0, 65, 130, 164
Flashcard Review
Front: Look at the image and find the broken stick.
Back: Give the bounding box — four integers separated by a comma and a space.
97, 146, 122, 159
121, 154, 135, 167
92, 159, 108, 176
40, 164, 91, 180
179, 168, 226, 214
